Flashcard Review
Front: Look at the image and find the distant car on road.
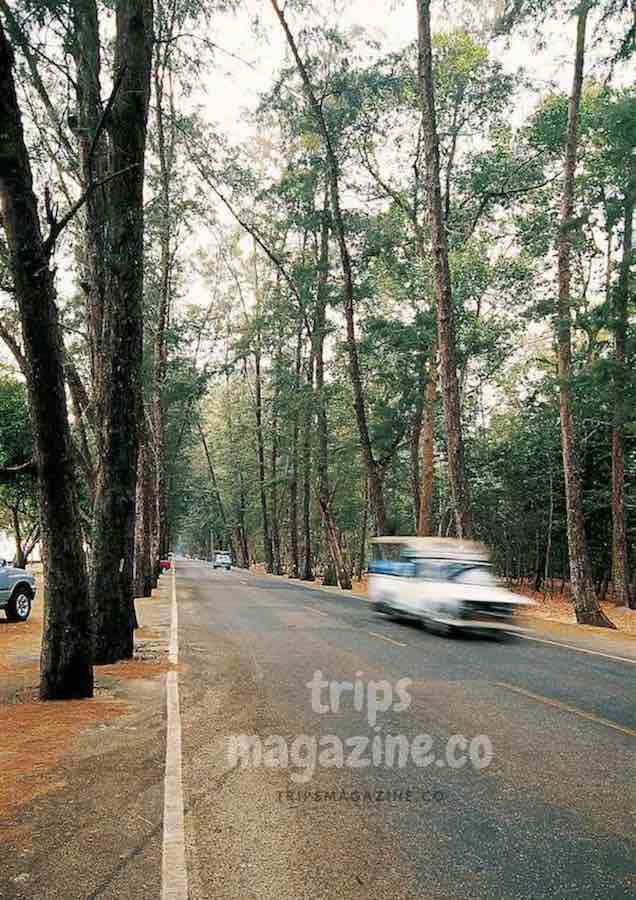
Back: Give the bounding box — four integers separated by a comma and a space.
0, 558, 37, 622
213, 552, 232, 571
159, 559, 172, 573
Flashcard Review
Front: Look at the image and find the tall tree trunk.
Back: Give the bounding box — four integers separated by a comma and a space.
544, 469, 554, 588
90, 0, 154, 663
416, 0, 473, 539
134, 419, 153, 598
153, 323, 169, 580
237, 481, 250, 569
21, 523, 40, 566
311, 188, 351, 589
0, 22, 93, 699
11, 505, 24, 568
250, 246, 274, 573
71, 0, 106, 405
271, 0, 387, 533
356, 479, 369, 582
151, 26, 175, 583
612, 159, 634, 608
226, 383, 249, 569
410, 351, 425, 525
66, 363, 97, 501
198, 421, 234, 557
556, 4, 614, 627
153, 411, 168, 578
270, 382, 282, 575
417, 347, 437, 535
532, 529, 544, 593
300, 355, 315, 581
254, 348, 274, 572
319, 497, 351, 589
147, 434, 158, 587
288, 328, 302, 578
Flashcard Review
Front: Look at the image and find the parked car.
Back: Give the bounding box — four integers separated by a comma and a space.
159, 558, 172, 572
368, 537, 533, 636
213, 551, 232, 571
0, 558, 37, 622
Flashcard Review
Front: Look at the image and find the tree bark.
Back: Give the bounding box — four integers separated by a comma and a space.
198, 421, 234, 557
254, 347, 274, 572
417, 346, 437, 535
319, 497, 351, 589
225, 380, 249, 569
11, 504, 24, 568
23, 523, 40, 564
410, 380, 423, 528
288, 328, 302, 578
134, 418, 153, 598
544, 469, 554, 589
300, 355, 315, 581
65, 362, 96, 500
356, 479, 369, 582
0, 22, 93, 699
555, 3, 614, 627
532, 528, 544, 593
70, 0, 107, 403
309, 187, 348, 588
236, 482, 250, 569
151, 24, 176, 583
416, 0, 473, 539
611, 158, 634, 608
90, 0, 154, 662
147, 426, 158, 586
270, 379, 282, 575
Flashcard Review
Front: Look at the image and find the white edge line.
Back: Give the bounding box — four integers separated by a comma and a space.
162, 671, 188, 900
162, 562, 188, 900
169, 562, 178, 665
368, 631, 407, 648
516, 632, 636, 665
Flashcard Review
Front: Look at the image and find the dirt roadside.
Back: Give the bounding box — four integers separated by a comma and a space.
0, 571, 173, 900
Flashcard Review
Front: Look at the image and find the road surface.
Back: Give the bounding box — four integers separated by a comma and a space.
173, 560, 635, 900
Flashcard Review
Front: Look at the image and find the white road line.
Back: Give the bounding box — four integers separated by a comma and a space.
516, 632, 636, 665
169, 563, 178, 665
368, 631, 407, 648
304, 606, 329, 617
162, 672, 188, 899
493, 681, 636, 738
162, 563, 188, 900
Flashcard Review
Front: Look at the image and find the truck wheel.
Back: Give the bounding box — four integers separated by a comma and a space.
376, 599, 395, 619
428, 618, 454, 637
7, 589, 32, 622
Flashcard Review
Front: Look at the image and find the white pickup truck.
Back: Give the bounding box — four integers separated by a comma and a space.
368, 537, 532, 636
0, 558, 37, 622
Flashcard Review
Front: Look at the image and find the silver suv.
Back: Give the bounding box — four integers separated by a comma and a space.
0, 559, 37, 622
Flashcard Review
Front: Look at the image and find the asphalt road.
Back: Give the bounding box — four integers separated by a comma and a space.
175, 561, 635, 900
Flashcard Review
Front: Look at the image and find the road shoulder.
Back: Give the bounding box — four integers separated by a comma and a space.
0, 577, 173, 900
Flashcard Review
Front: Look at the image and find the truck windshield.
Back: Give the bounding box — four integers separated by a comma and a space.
451, 565, 496, 586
